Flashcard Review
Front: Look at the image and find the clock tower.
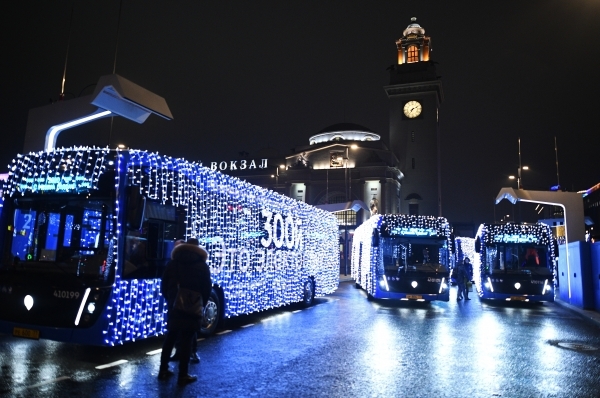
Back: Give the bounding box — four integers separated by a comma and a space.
385, 17, 443, 217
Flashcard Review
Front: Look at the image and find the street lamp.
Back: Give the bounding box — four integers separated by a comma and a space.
508, 165, 529, 189
271, 164, 285, 186
511, 137, 529, 189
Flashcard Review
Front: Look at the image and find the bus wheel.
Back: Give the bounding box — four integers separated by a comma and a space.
200, 289, 220, 336
302, 279, 315, 306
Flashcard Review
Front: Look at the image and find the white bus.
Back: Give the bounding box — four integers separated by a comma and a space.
473, 223, 556, 302
0, 147, 339, 345
351, 214, 452, 301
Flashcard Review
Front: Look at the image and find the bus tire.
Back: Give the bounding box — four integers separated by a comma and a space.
354, 282, 361, 289
200, 288, 221, 336
302, 278, 315, 306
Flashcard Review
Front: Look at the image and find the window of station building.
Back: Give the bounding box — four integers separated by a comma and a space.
335, 210, 356, 226
323, 193, 356, 226
407, 45, 419, 63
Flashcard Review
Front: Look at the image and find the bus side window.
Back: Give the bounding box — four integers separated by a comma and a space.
147, 221, 164, 260
372, 228, 379, 247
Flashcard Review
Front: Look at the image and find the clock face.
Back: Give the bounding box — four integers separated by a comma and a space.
403, 100, 422, 118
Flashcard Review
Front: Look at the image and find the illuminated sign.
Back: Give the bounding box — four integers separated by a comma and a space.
202, 210, 304, 275
493, 234, 538, 244
204, 159, 269, 171
391, 227, 437, 236
329, 151, 344, 168
19, 176, 92, 192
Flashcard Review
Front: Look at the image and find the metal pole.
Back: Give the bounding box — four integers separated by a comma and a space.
518, 137, 522, 189
344, 147, 348, 275
345, 147, 349, 202
554, 136, 560, 189
344, 228, 348, 276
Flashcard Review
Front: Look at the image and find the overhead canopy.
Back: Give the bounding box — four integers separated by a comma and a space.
496, 187, 585, 300
23, 74, 172, 153
91, 74, 173, 123
495, 187, 585, 243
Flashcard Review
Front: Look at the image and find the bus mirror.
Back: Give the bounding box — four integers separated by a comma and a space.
475, 237, 481, 252
126, 187, 146, 230
372, 228, 379, 247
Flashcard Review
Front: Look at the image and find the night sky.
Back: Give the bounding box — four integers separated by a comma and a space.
3, 1, 599, 227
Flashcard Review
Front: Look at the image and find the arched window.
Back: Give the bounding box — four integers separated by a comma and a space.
407, 45, 419, 63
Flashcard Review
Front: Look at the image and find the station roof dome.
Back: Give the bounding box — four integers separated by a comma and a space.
403, 17, 425, 37
309, 123, 380, 145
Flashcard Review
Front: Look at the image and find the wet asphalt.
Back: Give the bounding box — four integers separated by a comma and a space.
1, 280, 600, 398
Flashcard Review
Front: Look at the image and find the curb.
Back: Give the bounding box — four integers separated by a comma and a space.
554, 299, 600, 328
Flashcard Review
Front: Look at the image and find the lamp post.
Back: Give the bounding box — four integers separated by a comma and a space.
271, 164, 285, 188
343, 144, 357, 276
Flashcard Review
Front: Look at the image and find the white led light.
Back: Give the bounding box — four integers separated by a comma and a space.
75, 288, 91, 326
487, 277, 494, 292
543, 279, 550, 294
24, 295, 34, 311
87, 303, 96, 313
380, 277, 389, 291
45, 110, 112, 152
514, 282, 521, 290
411, 281, 418, 288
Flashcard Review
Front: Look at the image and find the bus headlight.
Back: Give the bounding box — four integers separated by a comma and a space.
542, 279, 552, 294
485, 277, 494, 292
439, 277, 447, 293
379, 276, 389, 291
87, 302, 96, 313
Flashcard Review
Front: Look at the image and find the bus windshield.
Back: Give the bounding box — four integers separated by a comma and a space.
484, 243, 550, 275
380, 236, 449, 273
2, 196, 114, 284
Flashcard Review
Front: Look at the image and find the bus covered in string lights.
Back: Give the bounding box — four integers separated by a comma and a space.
351, 214, 452, 302
0, 173, 6, 220
473, 223, 556, 302
0, 147, 339, 346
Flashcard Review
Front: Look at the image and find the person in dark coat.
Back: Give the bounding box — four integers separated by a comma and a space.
463, 257, 473, 300
454, 260, 468, 301
158, 238, 212, 385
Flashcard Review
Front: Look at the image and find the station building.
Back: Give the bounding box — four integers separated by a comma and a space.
214, 18, 444, 272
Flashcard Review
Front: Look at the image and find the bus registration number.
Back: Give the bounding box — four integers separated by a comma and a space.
54, 290, 80, 299
13, 327, 40, 340
511, 296, 527, 301
406, 294, 422, 300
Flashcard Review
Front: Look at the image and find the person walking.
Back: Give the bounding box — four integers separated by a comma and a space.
158, 238, 212, 386
463, 257, 473, 300
455, 260, 467, 301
